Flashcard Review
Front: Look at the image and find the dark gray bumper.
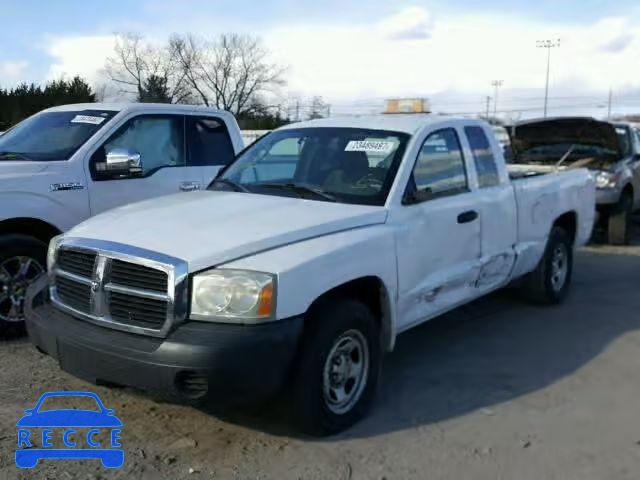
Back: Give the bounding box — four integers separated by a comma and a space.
24, 276, 303, 406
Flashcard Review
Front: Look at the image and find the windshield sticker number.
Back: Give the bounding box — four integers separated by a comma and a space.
345, 141, 394, 153
70, 115, 106, 125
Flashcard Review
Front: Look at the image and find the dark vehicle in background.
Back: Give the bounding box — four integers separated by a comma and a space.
507, 117, 640, 244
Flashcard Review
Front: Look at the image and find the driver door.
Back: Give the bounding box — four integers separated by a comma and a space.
86, 114, 189, 215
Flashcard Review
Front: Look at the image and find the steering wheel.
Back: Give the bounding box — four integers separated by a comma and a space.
355, 174, 384, 189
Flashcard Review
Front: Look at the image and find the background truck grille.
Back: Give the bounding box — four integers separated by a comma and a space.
51, 246, 176, 336
57, 249, 97, 277
110, 259, 168, 293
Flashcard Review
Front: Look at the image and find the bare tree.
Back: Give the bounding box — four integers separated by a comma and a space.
105, 33, 192, 103
169, 33, 286, 115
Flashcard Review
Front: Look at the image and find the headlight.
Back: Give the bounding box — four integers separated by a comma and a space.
190, 269, 275, 323
594, 171, 618, 189
46, 234, 64, 272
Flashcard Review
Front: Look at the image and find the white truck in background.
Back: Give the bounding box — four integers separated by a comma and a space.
0, 103, 243, 333
27, 114, 595, 435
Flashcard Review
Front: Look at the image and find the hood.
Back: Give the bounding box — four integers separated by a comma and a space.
509, 117, 623, 159
16, 409, 123, 427
68, 191, 388, 271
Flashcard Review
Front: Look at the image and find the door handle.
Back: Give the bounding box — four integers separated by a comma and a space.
457, 210, 479, 224
179, 182, 201, 192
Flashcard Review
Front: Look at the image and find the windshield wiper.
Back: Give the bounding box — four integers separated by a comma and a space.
0, 151, 33, 161
257, 183, 338, 202
210, 178, 250, 193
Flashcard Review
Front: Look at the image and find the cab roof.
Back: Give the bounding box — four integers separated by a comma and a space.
42, 102, 230, 116
279, 114, 485, 135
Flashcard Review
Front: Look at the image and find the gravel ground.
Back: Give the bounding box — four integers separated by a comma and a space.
2, 226, 640, 479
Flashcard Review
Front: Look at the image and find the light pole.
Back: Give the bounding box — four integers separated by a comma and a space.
491, 80, 503, 118
536, 38, 560, 117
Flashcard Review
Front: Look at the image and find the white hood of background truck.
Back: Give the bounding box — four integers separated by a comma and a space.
68, 191, 388, 271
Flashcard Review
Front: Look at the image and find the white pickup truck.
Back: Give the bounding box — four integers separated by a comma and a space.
25, 115, 595, 435
0, 103, 242, 333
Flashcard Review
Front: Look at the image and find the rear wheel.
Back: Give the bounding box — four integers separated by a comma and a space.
0, 234, 47, 337
522, 226, 573, 305
607, 193, 633, 245
289, 298, 381, 436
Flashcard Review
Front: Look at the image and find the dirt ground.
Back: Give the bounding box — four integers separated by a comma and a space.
2, 223, 640, 480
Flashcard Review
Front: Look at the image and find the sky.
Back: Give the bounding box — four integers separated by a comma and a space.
1, 0, 640, 119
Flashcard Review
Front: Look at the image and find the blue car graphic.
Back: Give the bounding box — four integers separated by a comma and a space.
16, 391, 123, 468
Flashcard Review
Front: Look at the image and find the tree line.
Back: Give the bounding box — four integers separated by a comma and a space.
0, 77, 94, 130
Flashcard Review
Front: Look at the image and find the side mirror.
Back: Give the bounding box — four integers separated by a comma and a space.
104, 148, 143, 176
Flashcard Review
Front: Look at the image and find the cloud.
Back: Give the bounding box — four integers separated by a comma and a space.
46, 35, 116, 82
0, 61, 28, 79
377, 6, 434, 41
600, 33, 634, 53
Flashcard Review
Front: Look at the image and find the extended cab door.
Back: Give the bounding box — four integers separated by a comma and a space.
461, 125, 517, 291
86, 114, 189, 215
185, 115, 238, 189
394, 127, 482, 332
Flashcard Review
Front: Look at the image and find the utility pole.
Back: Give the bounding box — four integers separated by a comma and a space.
607, 88, 613, 120
295, 100, 300, 122
485, 96, 492, 118
491, 80, 504, 118
326, 104, 331, 117
536, 38, 560, 118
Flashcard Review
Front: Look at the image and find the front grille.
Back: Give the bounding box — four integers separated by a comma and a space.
109, 291, 167, 329
110, 259, 168, 293
50, 243, 182, 337
55, 275, 91, 312
57, 249, 96, 278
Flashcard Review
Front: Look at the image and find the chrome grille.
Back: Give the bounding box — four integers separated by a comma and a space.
49, 239, 188, 337
57, 249, 96, 277
55, 275, 92, 312
110, 259, 168, 293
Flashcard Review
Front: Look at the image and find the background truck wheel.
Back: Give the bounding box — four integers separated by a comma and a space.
0, 234, 47, 337
522, 226, 573, 305
607, 194, 633, 245
289, 298, 381, 436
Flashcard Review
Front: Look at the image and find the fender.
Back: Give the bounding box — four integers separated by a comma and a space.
0, 191, 83, 233
222, 224, 400, 351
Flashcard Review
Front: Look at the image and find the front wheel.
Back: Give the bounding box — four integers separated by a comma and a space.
522, 226, 573, 305
0, 234, 47, 337
289, 299, 381, 436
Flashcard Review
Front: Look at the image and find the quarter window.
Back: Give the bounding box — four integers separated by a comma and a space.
408, 128, 468, 201
465, 126, 500, 188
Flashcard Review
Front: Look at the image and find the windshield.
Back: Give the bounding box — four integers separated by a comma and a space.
614, 125, 632, 157
212, 127, 410, 206
37, 395, 101, 412
0, 110, 117, 161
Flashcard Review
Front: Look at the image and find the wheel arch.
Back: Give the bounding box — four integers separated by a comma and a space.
0, 218, 62, 245
305, 276, 395, 352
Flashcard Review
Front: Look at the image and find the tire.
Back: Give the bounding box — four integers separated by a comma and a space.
522, 226, 573, 305
289, 298, 381, 436
0, 234, 47, 337
607, 194, 633, 245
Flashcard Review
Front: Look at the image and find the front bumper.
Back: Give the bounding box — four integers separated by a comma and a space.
596, 187, 622, 206
24, 277, 303, 406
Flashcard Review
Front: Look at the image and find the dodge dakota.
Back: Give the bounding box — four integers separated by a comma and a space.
25, 115, 595, 435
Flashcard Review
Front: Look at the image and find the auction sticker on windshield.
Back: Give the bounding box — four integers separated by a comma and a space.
15, 391, 123, 469
345, 140, 395, 153
70, 115, 106, 125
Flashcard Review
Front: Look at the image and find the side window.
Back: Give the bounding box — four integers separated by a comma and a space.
186, 116, 236, 167
91, 115, 184, 180
465, 126, 500, 188
408, 128, 468, 201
